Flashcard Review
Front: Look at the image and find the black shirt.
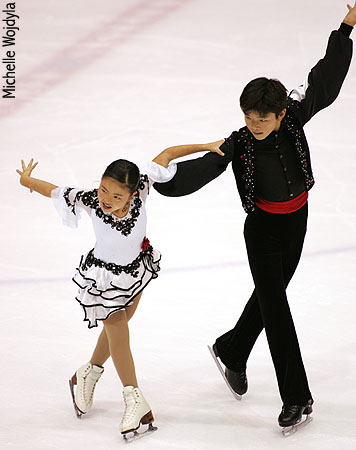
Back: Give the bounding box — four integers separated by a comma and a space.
253, 121, 306, 202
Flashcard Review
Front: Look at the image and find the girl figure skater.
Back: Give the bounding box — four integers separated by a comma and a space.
16, 143, 223, 440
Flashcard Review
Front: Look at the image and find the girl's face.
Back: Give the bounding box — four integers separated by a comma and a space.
98, 176, 135, 216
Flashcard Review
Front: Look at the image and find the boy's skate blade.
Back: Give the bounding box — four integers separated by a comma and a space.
207, 345, 242, 401
282, 415, 313, 437
68, 378, 83, 419
122, 423, 157, 443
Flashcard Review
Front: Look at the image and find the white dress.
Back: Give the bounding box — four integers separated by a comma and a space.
51, 161, 177, 328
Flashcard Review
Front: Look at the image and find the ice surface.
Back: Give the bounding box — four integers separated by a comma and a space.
1, 0, 356, 449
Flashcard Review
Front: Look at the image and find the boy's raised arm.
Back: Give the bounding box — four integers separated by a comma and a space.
289, 3, 355, 125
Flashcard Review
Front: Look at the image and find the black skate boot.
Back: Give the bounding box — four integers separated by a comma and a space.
212, 344, 248, 397
225, 367, 248, 396
278, 399, 313, 435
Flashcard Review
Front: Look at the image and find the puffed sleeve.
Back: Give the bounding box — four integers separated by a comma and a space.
51, 187, 93, 228
139, 161, 177, 201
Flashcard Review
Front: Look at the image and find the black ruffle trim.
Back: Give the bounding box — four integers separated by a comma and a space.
73, 246, 161, 329
76, 296, 135, 329
63, 174, 149, 236
80, 244, 156, 278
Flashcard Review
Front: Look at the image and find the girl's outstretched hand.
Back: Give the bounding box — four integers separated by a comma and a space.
344, 2, 356, 27
16, 159, 38, 191
207, 139, 225, 156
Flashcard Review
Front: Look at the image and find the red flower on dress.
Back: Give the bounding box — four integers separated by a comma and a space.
141, 237, 150, 252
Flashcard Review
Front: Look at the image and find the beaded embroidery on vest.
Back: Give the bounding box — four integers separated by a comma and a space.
226, 105, 314, 213
284, 104, 315, 191
238, 128, 256, 213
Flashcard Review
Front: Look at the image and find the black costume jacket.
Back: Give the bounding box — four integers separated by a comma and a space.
153, 25, 353, 212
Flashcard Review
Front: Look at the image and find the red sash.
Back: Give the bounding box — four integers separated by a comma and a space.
256, 191, 308, 214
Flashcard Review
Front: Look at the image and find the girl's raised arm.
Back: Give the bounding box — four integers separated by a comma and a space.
152, 140, 224, 168
17, 159, 58, 198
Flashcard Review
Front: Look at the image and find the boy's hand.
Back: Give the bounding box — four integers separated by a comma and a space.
206, 139, 225, 156
16, 159, 38, 191
344, 2, 356, 27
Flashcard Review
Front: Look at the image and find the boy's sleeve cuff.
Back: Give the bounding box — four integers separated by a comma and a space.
339, 22, 353, 37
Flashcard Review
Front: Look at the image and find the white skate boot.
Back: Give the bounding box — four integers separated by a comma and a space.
69, 362, 104, 418
120, 386, 157, 442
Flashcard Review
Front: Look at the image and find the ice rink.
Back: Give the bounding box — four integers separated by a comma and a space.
1, 0, 356, 449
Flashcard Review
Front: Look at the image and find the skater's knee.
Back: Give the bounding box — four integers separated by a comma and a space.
104, 310, 128, 327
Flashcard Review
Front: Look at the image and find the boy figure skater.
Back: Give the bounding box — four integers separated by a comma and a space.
153, 4, 355, 431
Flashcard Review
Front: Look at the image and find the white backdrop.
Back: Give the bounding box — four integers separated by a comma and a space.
1, 1, 356, 449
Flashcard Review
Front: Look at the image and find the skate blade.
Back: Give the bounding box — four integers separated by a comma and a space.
68, 378, 84, 419
207, 345, 242, 401
282, 415, 313, 437
122, 423, 157, 443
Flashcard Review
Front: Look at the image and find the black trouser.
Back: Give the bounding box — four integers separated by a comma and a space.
215, 203, 312, 405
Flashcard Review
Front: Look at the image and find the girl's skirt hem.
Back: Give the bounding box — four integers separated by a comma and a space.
72, 247, 161, 328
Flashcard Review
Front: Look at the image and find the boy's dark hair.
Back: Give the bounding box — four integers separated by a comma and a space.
102, 159, 140, 194
240, 77, 288, 118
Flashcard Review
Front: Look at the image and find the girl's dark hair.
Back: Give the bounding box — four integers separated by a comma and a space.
240, 77, 288, 118
102, 159, 140, 194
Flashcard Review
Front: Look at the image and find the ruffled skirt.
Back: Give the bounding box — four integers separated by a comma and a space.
72, 246, 161, 328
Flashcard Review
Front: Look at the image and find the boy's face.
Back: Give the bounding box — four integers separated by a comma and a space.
244, 109, 286, 140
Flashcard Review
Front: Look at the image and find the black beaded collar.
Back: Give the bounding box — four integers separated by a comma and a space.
63, 174, 149, 237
